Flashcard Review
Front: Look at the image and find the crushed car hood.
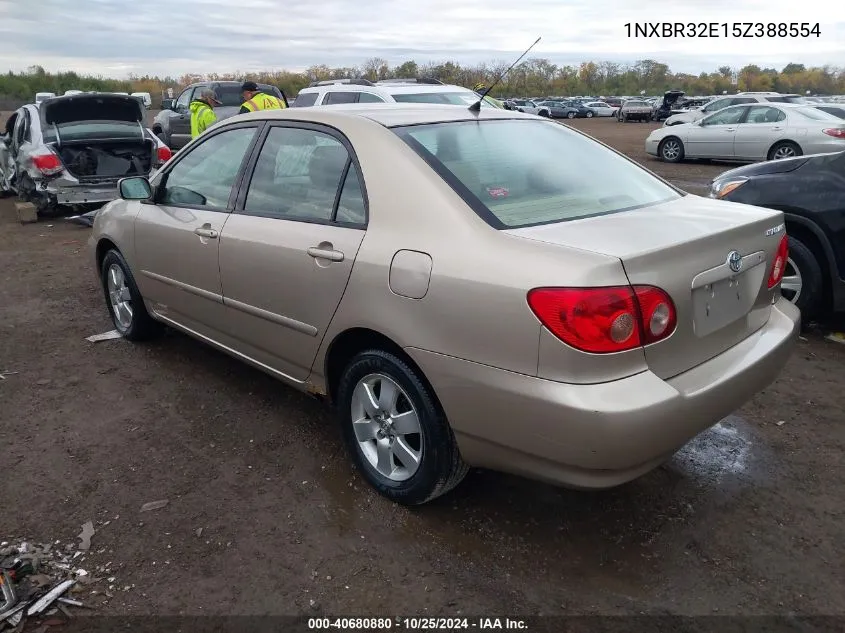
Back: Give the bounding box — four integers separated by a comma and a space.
42, 94, 145, 125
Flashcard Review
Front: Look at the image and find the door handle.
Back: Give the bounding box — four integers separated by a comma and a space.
771, 127, 783, 131
307, 247, 344, 262
725, 128, 735, 132
194, 227, 218, 239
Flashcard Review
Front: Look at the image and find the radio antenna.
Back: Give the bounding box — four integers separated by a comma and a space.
469, 36, 541, 113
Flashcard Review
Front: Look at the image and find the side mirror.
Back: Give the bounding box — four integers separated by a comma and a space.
161, 99, 175, 111
118, 176, 153, 200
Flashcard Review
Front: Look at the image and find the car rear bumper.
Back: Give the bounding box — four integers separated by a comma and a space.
49, 184, 119, 205
406, 297, 799, 490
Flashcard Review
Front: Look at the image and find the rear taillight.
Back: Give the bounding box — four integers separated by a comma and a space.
157, 146, 172, 163
768, 234, 789, 289
527, 285, 677, 354
822, 128, 845, 139
31, 151, 63, 176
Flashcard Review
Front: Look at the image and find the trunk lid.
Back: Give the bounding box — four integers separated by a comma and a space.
508, 196, 785, 379
42, 94, 145, 125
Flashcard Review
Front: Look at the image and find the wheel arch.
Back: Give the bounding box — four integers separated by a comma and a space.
767, 139, 801, 159
323, 327, 440, 410
774, 211, 838, 311
658, 135, 683, 159
95, 237, 121, 277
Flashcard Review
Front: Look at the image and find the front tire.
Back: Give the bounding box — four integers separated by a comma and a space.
585, 111, 594, 118
658, 137, 684, 163
336, 349, 469, 506
782, 236, 823, 321
100, 249, 161, 341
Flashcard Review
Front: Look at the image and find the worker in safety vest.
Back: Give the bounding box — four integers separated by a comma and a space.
239, 81, 286, 114
189, 89, 221, 139
473, 82, 505, 109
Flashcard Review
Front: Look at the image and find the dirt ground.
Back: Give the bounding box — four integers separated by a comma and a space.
1, 115, 844, 621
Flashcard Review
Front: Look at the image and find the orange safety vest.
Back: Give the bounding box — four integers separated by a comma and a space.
241, 92, 285, 112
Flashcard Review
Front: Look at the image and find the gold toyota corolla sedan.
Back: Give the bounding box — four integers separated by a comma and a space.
89, 103, 800, 505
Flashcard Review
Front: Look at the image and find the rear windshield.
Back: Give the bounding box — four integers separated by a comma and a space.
214, 84, 281, 106
42, 121, 145, 143
392, 91, 490, 106
394, 119, 679, 229
793, 106, 840, 121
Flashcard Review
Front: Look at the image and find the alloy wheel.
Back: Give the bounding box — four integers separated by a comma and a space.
106, 263, 133, 330
773, 146, 796, 159
780, 257, 803, 303
662, 140, 681, 161
350, 373, 423, 482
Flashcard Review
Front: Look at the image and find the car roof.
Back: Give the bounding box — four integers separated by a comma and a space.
222, 103, 528, 128
299, 83, 474, 95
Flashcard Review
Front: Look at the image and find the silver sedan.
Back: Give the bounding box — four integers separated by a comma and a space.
646, 103, 845, 163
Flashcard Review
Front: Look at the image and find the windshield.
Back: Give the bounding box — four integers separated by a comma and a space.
393, 119, 679, 229
214, 84, 281, 107
391, 91, 493, 107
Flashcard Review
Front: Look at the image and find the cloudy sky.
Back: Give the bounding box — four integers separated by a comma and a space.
0, 0, 841, 78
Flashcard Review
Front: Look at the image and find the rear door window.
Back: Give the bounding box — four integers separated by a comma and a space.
292, 92, 318, 107
243, 126, 364, 224
324, 92, 359, 105
358, 92, 386, 103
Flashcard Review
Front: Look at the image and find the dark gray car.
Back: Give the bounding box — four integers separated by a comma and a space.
152, 81, 286, 149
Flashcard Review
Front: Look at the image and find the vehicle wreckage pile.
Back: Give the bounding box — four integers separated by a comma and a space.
0, 520, 116, 630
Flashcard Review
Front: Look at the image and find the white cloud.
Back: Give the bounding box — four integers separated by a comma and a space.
0, 0, 841, 77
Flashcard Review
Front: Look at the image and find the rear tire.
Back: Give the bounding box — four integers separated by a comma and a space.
586, 111, 594, 118
782, 236, 823, 322
100, 249, 161, 341
336, 349, 469, 506
768, 141, 802, 161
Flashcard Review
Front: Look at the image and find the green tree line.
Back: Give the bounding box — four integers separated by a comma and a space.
2, 60, 843, 109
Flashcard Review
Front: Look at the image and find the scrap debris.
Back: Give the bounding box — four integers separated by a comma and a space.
0, 371, 18, 381
77, 522, 95, 552
825, 332, 845, 345
139, 500, 168, 512
0, 520, 103, 630
85, 330, 123, 343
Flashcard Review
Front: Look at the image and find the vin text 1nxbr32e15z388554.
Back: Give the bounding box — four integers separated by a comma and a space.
624, 22, 821, 38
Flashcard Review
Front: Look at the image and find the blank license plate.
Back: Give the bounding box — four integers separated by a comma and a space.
691, 273, 755, 337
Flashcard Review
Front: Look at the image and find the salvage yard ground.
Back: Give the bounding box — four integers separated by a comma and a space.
1, 116, 844, 618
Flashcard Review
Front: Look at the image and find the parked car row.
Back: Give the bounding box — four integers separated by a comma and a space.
507, 99, 618, 119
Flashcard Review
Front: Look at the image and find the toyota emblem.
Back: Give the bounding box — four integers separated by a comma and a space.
728, 250, 743, 273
